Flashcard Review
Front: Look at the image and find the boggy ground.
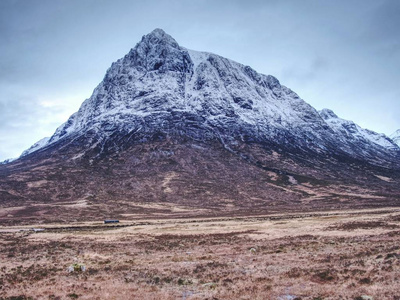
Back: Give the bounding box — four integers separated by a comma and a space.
1, 208, 400, 300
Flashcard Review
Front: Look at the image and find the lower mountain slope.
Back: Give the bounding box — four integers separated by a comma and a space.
1, 130, 399, 225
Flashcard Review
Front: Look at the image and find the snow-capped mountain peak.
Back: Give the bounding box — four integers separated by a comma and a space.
142, 28, 180, 48
19, 29, 399, 165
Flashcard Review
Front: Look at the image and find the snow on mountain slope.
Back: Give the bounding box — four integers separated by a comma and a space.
21, 137, 50, 157
390, 129, 400, 147
20, 29, 399, 164
319, 109, 398, 150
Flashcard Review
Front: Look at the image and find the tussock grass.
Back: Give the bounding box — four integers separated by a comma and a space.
1, 209, 400, 299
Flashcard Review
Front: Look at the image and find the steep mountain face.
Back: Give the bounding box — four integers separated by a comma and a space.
390, 130, 400, 147
22, 29, 399, 164
319, 109, 399, 156
1, 29, 400, 225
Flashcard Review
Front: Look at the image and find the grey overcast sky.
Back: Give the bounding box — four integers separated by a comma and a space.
1, 0, 399, 160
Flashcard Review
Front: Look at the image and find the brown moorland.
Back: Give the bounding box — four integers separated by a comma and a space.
1, 208, 400, 299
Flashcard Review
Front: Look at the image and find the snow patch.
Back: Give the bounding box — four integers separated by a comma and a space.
288, 176, 298, 185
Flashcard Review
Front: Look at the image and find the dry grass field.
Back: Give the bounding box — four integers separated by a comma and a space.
1, 208, 400, 299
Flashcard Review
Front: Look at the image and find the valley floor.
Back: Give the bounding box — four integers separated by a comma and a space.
1, 208, 400, 299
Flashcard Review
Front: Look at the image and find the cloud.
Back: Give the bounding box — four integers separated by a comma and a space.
0, 84, 82, 160
365, 1, 400, 42
281, 57, 330, 86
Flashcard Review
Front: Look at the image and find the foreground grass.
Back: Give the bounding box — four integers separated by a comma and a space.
1, 209, 400, 299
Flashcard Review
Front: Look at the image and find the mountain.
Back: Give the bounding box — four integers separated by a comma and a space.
1, 29, 399, 225
20, 29, 399, 163
390, 129, 400, 147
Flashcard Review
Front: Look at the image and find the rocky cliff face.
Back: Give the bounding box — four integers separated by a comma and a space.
1, 29, 399, 225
